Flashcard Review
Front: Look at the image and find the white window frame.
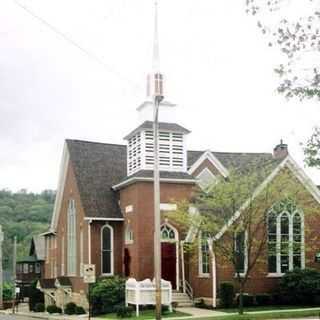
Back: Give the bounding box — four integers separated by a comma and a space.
125, 225, 134, 245
198, 231, 210, 278
101, 224, 114, 276
234, 231, 248, 277
196, 168, 217, 192
267, 208, 305, 277
23, 263, 29, 274
67, 199, 77, 276
35, 262, 41, 274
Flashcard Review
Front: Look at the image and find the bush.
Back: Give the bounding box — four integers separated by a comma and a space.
255, 294, 272, 306
75, 306, 86, 315
90, 276, 126, 315
114, 305, 133, 318
28, 281, 44, 311
46, 305, 62, 314
65, 302, 77, 315
280, 268, 320, 305
237, 294, 254, 307
34, 303, 45, 312
220, 282, 235, 308
3, 282, 13, 301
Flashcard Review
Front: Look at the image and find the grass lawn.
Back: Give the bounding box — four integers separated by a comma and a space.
99, 309, 191, 319
217, 305, 313, 313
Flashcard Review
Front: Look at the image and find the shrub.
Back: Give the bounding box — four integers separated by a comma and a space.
34, 303, 45, 312
220, 282, 235, 308
28, 281, 44, 311
90, 276, 126, 315
46, 305, 62, 314
280, 268, 320, 305
75, 306, 86, 315
237, 294, 254, 307
114, 305, 133, 318
255, 294, 272, 306
65, 302, 77, 315
3, 282, 13, 301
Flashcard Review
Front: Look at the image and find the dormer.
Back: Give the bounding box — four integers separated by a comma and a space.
124, 121, 190, 176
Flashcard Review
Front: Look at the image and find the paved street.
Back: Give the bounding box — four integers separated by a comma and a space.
0, 315, 32, 320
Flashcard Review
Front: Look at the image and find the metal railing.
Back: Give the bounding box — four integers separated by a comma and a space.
180, 279, 194, 302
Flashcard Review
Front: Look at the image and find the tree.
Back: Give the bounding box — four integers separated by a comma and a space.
246, 0, 320, 100
303, 127, 320, 168
170, 163, 315, 314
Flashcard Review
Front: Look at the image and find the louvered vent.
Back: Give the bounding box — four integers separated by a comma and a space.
126, 125, 188, 176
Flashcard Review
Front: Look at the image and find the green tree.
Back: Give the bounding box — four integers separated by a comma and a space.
170, 164, 315, 314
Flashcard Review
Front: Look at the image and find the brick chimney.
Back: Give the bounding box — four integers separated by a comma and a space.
273, 139, 289, 159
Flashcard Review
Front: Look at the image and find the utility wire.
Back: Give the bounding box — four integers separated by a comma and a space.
12, 0, 143, 97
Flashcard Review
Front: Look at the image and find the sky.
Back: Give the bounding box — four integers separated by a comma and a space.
0, 0, 319, 192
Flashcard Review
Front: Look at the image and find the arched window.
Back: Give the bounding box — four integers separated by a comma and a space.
67, 199, 76, 276
161, 224, 176, 240
101, 224, 113, 275
267, 200, 304, 274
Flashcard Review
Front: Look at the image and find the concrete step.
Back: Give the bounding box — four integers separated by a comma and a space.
172, 292, 193, 307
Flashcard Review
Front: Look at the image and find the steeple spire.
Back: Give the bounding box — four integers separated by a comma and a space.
152, 0, 160, 72
147, 0, 164, 100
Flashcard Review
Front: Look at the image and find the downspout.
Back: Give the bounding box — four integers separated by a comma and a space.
88, 219, 92, 264
208, 239, 217, 308
180, 241, 186, 294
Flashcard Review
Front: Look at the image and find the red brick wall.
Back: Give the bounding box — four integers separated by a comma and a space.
120, 181, 195, 281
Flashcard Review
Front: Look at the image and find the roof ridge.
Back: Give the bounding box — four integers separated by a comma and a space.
66, 139, 126, 148
187, 150, 272, 156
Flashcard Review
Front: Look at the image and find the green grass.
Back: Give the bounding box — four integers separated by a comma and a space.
192, 308, 320, 320
99, 309, 191, 319
217, 305, 313, 313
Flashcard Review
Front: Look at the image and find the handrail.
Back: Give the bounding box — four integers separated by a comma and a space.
180, 279, 193, 302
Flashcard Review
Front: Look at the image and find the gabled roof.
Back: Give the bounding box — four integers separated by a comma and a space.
30, 236, 45, 261
38, 279, 56, 289
66, 140, 127, 219
124, 121, 191, 140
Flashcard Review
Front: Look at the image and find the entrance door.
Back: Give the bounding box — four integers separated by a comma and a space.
161, 242, 176, 288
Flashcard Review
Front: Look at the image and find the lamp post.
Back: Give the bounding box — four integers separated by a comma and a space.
0, 225, 3, 310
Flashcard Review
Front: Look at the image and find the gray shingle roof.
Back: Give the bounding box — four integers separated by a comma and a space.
124, 121, 191, 140
39, 279, 56, 289
66, 140, 282, 220
115, 170, 195, 188
66, 140, 127, 219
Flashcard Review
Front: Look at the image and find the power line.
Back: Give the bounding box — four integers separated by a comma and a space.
12, 0, 143, 97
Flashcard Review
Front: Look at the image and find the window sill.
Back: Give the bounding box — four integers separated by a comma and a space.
198, 274, 210, 278
125, 241, 134, 245
101, 273, 114, 277
234, 273, 247, 278
266, 273, 284, 278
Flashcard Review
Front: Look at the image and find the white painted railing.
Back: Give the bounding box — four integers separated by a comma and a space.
125, 278, 172, 317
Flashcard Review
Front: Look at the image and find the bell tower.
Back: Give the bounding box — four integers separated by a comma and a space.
124, 0, 190, 177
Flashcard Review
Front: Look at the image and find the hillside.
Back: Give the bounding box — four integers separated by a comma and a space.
0, 189, 55, 270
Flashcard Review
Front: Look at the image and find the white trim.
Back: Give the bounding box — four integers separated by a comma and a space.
160, 222, 180, 290
112, 177, 196, 190
50, 143, 70, 232
196, 167, 218, 191
80, 228, 84, 277
188, 150, 229, 178
84, 217, 124, 221
88, 220, 92, 265
208, 239, 217, 308
101, 224, 114, 276
125, 205, 133, 213
160, 203, 177, 211
216, 155, 320, 240
198, 231, 210, 278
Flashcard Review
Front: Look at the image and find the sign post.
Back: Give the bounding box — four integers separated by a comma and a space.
83, 264, 96, 320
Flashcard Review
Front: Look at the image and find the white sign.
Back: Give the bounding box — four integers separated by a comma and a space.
83, 264, 96, 283
15, 287, 20, 294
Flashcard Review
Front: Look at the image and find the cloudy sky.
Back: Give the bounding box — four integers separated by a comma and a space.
0, 0, 319, 192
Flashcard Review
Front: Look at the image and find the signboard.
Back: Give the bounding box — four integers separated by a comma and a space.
83, 264, 96, 283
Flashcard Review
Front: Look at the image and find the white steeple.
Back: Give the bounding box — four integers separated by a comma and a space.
138, 0, 177, 124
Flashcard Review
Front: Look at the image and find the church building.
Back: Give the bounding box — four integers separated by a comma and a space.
39, 1, 320, 309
